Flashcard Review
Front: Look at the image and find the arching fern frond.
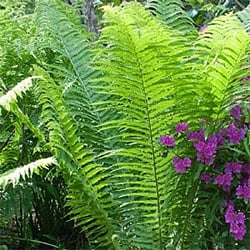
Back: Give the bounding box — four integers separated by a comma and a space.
146, 0, 197, 34
0, 77, 39, 111
0, 157, 56, 189
34, 66, 119, 249
35, 0, 114, 154
0, 77, 45, 142
95, 3, 199, 249
198, 14, 250, 117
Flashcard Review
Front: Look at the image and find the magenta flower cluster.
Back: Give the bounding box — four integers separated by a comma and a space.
159, 105, 250, 241
230, 105, 241, 120
160, 135, 175, 147
227, 123, 246, 144
225, 203, 246, 240
173, 156, 191, 173
193, 135, 217, 165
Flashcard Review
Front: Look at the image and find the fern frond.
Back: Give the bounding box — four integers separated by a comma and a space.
0, 77, 40, 111
35, 0, 114, 154
0, 157, 56, 189
0, 77, 45, 142
146, 0, 197, 34
34, 5, 119, 244
34, 66, 119, 249
95, 3, 195, 248
0, 141, 19, 173
198, 14, 250, 117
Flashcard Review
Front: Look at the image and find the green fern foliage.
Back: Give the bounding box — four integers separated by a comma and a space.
0, 77, 39, 111
95, 3, 191, 249
197, 14, 250, 117
0, 157, 56, 189
0, 77, 45, 142
146, 0, 197, 34
34, 66, 119, 249
34, 2, 122, 247
0, 0, 249, 248
35, 0, 113, 154
94, 3, 250, 249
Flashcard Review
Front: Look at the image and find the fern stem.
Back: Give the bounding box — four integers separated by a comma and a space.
179, 179, 199, 249
133, 46, 163, 249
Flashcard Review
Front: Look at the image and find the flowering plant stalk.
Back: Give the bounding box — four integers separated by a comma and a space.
160, 105, 250, 242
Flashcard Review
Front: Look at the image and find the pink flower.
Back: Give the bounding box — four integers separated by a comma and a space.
194, 135, 217, 165
225, 204, 246, 241
173, 156, 191, 173
187, 128, 205, 142
214, 173, 233, 191
160, 135, 175, 147
225, 162, 242, 174
225, 205, 235, 223
215, 132, 225, 146
199, 24, 208, 33
175, 122, 188, 133
230, 223, 246, 240
236, 177, 250, 200
226, 123, 246, 144
230, 105, 242, 120
200, 172, 211, 184
242, 164, 250, 175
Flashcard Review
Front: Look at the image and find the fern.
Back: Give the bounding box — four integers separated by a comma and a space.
94, 3, 250, 249
95, 3, 194, 249
0, 77, 45, 142
34, 2, 123, 247
0, 77, 39, 111
0, 157, 56, 189
35, 0, 117, 155
33, 66, 120, 249
197, 14, 250, 117
0, 1, 248, 248
146, 0, 197, 34
163, 13, 250, 249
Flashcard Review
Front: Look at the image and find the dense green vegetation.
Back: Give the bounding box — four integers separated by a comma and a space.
0, 0, 249, 249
